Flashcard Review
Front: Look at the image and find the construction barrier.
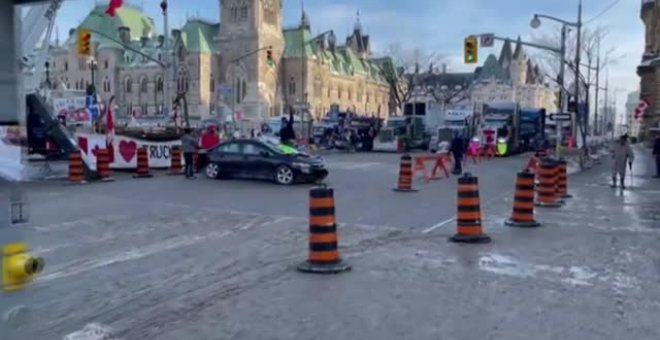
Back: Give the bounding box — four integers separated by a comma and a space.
96, 148, 114, 182
133, 146, 153, 178
535, 159, 563, 208
505, 170, 540, 228
68, 151, 86, 184
449, 173, 491, 244
393, 154, 417, 192
413, 153, 450, 182
169, 146, 184, 175
557, 160, 572, 198
297, 186, 351, 274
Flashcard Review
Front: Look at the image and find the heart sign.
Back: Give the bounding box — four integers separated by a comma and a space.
119, 140, 137, 162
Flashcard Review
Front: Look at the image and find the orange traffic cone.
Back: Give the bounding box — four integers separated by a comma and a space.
96, 148, 115, 182
393, 154, 417, 192
68, 151, 86, 184
557, 159, 572, 198
505, 170, 540, 227
449, 173, 491, 244
535, 159, 563, 208
169, 146, 184, 175
297, 185, 351, 274
133, 146, 153, 178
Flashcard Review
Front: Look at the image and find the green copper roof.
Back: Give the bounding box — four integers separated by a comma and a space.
478, 54, 509, 82
283, 26, 315, 58
69, 4, 156, 49
181, 19, 219, 53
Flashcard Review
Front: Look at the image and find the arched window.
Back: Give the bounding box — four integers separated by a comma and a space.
102, 77, 111, 92
104, 60, 109, 69
242, 79, 247, 99
80, 79, 84, 90
177, 68, 189, 92
209, 74, 215, 93
64, 61, 68, 71
240, 3, 248, 20
125, 76, 133, 93
288, 77, 296, 96
230, 5, 238, 22
338, 87, 342, 99
140, 76, 148, 93
156, 77, 163, 92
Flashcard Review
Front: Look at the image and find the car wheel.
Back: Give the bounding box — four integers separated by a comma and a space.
274, 165, 295, 185
205, 163, 220, 179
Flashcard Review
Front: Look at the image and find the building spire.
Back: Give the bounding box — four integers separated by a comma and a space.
354, 9, 362, 31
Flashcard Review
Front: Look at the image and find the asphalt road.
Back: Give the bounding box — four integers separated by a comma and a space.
3, 148, 660, 340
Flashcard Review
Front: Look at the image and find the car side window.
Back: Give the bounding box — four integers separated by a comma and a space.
243, 143, 268, 156
217, 142, 241, 153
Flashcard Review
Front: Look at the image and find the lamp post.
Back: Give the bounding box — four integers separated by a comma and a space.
530, 0, 583, 149
44, 61, 51, 89
88, 58, 97, 93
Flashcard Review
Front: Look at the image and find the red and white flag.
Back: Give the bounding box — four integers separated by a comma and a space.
106, 0, 123, 16
634, 98, 650, 121
106, 96, 116, 162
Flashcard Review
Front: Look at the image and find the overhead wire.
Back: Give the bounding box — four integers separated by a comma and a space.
584, 0, 622, 25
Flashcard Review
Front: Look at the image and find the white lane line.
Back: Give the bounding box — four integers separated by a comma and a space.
422, 188, 515, 234
422, 217, 456, 234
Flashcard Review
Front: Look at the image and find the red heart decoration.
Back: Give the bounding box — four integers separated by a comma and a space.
91, 145, 100, 157
118, 140, 137, 162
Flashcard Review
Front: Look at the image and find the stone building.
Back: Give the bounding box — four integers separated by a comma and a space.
49, 1, 393, 122
636, 0, 660, 139
471, 38, 557, 112
625, 90, 642, 138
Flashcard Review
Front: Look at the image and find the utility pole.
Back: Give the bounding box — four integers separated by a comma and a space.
604, 73, 609, 138
161, 0, 171, 117
574, 0, 583, 145
594, 38, 601, 136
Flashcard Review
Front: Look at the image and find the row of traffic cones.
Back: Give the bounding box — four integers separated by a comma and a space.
68, 147, 189, 184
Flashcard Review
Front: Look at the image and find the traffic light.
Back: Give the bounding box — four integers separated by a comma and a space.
464, 36, 478, 64
266, 47, 274, 66
77, 28, 92, 56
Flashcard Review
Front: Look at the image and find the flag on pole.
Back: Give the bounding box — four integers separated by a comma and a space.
106, 0, 123, 16
106, 96, 116, 162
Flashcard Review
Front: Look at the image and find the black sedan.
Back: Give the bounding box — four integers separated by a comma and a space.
204, 138, 328, 185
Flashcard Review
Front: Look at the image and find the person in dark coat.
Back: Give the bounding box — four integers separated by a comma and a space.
653, 134, 660, 178
279, 110, 296, 145
450, 132, 465, 175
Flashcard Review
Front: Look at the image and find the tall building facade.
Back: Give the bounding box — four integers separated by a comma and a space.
49, 1, 392, 122
637, 0, 660, 139
625, 90, 642, 137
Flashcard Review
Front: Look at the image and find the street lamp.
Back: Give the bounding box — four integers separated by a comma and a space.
88, 58, 97, 93
530, 1, 583, 149
44, 61, 51, 89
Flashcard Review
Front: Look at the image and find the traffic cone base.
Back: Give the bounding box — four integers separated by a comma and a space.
561, 194, 574, 199
534, 200, 564, 208
297, 259, 352, 274
133, 173, 153, 179
449, 233, 491, 244
65, 180, 87, 185
392, 188, 419, 192
504, 218, 540, 228
99, 177, 116, 183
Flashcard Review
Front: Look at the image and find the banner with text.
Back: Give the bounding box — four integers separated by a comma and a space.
75, 133, 182, 170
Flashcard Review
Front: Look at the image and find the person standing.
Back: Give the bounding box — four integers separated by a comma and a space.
611, 134, 634, 188
181, 128, 198, 179
279, 110, 295, 145
450, 132, 465, 175
653, 134, 660, 178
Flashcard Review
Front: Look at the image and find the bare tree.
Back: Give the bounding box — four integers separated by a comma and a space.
531, 25, 623, 148
378, 42, 445, 110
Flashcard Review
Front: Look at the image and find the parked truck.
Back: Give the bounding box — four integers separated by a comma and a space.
481, 101, 546, 156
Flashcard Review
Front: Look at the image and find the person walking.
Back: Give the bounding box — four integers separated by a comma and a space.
653, 135, 660, 178
611, 134, 635, 189
181, 128, 198, 179
279, 110, 296, 146
450, 132, 465, 175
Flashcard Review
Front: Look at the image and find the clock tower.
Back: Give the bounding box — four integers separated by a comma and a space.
217, 0, 285, 120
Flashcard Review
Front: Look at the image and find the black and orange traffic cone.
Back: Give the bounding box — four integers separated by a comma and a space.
68, 151, 86, 184
96, 148, 115, 182
297, 186, 351, 274
557, 159, 572, 198
535, 159, 563, 208
449, 173, 491, 244
393, 154, 417, 192
133, 146, 153, 178
169, 146, 184, 175
505, 170, 540, 228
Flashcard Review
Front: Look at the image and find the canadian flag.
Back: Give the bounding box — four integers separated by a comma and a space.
106, 0, 123, 16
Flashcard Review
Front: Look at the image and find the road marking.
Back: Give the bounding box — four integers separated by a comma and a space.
422, 217, 456, 234
422, 188, 515, 234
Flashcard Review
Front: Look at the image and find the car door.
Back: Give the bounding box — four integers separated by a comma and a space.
240, 142, 276, 179
210, 141, 242, 176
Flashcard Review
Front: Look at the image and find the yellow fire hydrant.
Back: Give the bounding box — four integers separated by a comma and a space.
2, 242, 44, 292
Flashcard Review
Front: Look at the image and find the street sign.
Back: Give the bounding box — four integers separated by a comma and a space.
549, 113, 571, 121
480, 34, 495, 48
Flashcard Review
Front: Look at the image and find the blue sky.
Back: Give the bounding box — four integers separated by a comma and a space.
49, 0, 642, 112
